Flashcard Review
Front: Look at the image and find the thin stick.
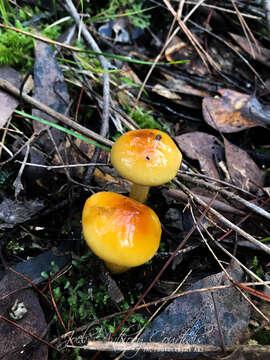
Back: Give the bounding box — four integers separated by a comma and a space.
64, 0, 110, 138
175, 180, 270, 255
70, 341, 270, 354
178, 173, 270, 220
0, 77, 113, 148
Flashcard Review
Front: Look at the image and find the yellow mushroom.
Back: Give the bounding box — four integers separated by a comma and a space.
111, 129, 182, 202
82, 192, 161, 273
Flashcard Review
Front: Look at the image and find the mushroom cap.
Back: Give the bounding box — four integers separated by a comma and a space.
82, 192, 161, 268
111, 129, 182, 186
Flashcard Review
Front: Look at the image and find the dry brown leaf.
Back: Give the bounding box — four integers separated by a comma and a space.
203, 89, 265, 132
152, 84, 183, 101
151, 73, 206, 109
230, 33, 270, 66
224, 138, 264, 191
175, 132, 223, 179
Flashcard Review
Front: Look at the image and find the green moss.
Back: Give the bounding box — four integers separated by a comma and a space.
0, 20, 61, 71
41, 254, 146, 355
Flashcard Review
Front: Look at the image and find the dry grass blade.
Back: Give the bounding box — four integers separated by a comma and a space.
163, 0, 219, 70
230, 0, 259, 58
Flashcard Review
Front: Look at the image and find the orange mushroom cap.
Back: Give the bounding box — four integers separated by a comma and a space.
82, 192, 161, 272
111, 129, 182, 186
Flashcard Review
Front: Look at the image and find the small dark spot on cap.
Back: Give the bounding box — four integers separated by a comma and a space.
146, 156, 150, 160
155, 134, 162, 141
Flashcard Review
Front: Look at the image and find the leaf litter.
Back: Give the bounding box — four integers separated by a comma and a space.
0, 1, 270, 359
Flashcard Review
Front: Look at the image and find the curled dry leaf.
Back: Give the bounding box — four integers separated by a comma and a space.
203, 89, 266, 133
175, 132, 223, 179
224, 138, 264, 192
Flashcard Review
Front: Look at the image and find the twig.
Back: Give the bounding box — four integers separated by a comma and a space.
178, 173, 270, 221
167, 188, 246, 216
174, 180, 270, 255
64, 0, 110, 138
14, 161, 107, 170
70, 341, 270, 354
212, 292, 225, 351
73, 341, 223, 353
0, 77, 113, 148
12, 142, 29, 197
180, 170, 256, 197
202, 221, 270, 291
185, 1, 262, 19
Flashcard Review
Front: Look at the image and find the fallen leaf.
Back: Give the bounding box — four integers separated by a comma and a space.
94, 167, 131, 193
175, 132, 223, 179
224, 138, 264, 191
131, 260, 250, 359
230, 33, 270, 67
0, 241, 73, 284
162, 71, 207, 97
152, 84, 183, 101
203, 89, 266, 132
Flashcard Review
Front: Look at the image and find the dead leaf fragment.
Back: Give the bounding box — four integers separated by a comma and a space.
0, 272, 48, 359
162, 72, 207, 97
224, 138, 264, 191
203, 89, 265, 132
152, 84, 182, 101
175, 132, 223, 179
0, 67, 22, 128
230, 33, 270, 66
165, 36, 208, 76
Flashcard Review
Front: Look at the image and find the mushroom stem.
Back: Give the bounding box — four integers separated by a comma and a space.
129, 184, 150, 203
105, 261, 130, 274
